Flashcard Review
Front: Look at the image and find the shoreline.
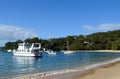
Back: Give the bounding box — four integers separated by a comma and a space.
61, 50, 120, 53
78, 50, 120, 53
14, 57, 120, 79
71, 61, 120, 79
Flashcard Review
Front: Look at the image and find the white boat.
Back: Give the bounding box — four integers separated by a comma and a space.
63, 41, 75, 54
7, 49, 12, 52
13, 43, 42, 57
63, 51, 74, 54
45, 50, 56, 55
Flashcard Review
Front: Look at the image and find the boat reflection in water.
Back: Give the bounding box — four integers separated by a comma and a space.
14, 56, 37, 65
13, 56, 42, 77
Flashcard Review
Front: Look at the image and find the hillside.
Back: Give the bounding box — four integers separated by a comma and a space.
3, 30, 120, 51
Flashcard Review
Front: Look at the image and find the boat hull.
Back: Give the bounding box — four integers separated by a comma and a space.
63, 51, 75, 54
13, 52, 42, 57
45, 51, 56, 55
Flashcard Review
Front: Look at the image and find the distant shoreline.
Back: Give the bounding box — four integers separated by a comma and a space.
4, 50, 120, 53
62, 50, 120, 53
79, 50, 120, 53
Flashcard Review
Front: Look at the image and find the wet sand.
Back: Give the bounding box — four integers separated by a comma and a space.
15, 61, 120, 79
72, 62, 120, 79
40, 61, 120, 79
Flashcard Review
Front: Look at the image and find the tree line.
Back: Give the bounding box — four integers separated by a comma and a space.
3, 29, 120, 51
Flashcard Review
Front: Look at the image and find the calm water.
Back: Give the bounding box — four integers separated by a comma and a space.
0, 51, 120, 79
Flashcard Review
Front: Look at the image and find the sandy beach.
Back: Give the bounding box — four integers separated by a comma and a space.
72, 62, 120, 79
38, 61, 120, 79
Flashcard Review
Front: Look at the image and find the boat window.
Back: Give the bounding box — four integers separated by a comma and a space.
27, 50, 29, 52
34, 44, 39, 47
25, 43, 31, 48
18, 43, 23, 46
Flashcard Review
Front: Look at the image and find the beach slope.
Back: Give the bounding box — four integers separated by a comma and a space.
72, 62, 120, 79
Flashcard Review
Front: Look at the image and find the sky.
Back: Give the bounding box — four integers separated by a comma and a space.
0, 0, 120, 46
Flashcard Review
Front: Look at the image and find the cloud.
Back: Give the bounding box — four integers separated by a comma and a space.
83, 23, 120, 32
0, 24, 37, 40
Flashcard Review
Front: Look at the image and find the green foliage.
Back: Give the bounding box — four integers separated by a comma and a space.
3, 40, 23, 50
111, 38, 120, 50
3, 30, 120, 51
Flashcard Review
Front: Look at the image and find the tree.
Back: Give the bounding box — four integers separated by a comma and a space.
3, 30, 120, 51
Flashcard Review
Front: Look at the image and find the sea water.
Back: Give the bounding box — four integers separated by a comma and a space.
0, 51, 120, 79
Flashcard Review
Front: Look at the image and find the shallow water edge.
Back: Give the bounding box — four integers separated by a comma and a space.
14, 57, 120, 79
